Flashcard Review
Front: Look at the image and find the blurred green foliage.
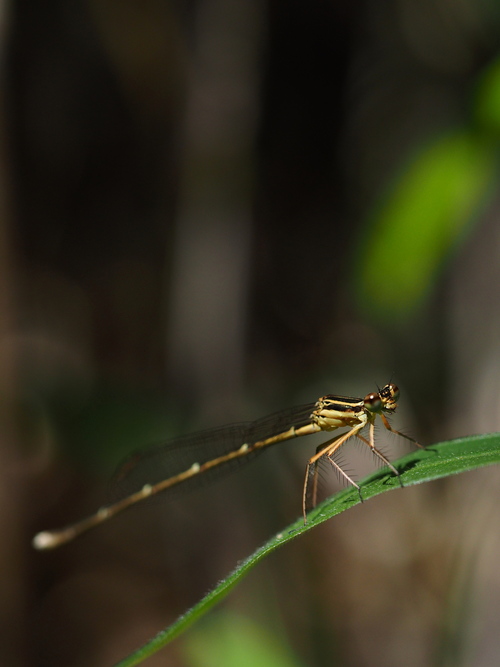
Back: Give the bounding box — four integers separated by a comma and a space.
355, 56, 500, 322
182, 612, 303, 667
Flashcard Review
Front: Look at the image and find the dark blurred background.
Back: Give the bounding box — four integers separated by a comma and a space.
2, 1, 500, 665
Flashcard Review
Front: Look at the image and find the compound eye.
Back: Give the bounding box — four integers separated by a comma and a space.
364, 392, 382, 413
388, 384, 400, 401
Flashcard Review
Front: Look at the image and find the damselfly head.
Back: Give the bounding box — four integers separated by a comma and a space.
364, 383, 400, 414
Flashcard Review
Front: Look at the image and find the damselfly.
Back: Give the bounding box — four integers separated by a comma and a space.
32, 383, 420, 550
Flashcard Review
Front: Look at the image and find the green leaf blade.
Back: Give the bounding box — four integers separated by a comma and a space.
114, 432, 500, 667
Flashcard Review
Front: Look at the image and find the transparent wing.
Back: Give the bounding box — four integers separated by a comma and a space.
109, 403, 316, 503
